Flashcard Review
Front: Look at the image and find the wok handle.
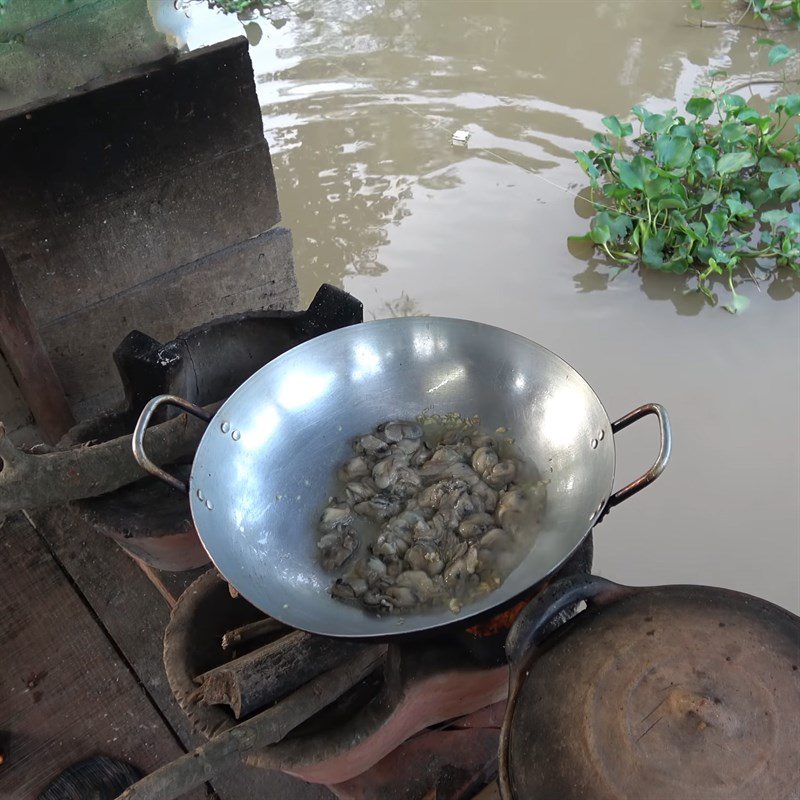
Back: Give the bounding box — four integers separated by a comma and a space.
605, 403, 671, 511
132, 394, 212, 494
505, 574, 634, 666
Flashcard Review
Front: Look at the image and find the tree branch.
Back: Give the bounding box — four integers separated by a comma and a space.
0, 402, 221, 516
685, 18, 771, 30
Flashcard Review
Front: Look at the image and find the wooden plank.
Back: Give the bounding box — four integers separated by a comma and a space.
0, 39, 267, 229
0, 351, 31, 434
27, 508, 203, 750
0, 38, 290, 430
0, 39, 279, 326
1, 145, 281, 328
0, 0, 173, 119
38, 227, 297, 417
0, 249, 74, 443
29, 507, 332, 800
0, 513, 206, 799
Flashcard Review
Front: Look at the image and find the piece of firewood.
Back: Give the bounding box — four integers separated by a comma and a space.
0, 402, 221, 516
221, 617, 285, 650
195, 629, 380, 719
118, 646, 386, 800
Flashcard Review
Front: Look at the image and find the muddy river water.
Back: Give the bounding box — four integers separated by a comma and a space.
173, 0, 799, 612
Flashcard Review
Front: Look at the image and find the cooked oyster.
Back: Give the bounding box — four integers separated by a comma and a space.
318, 417, 543, 616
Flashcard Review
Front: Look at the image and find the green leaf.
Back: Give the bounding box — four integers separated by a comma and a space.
736, 108, 762, 124
643, 176, 673, 198
689, 221, 708, 241
708, 68, 728, 78
603, 184, 633, 201
761, 209, 789, 230
705, 210, 728, 241
768, 44, 796, 66
759, 156, 784, 173
591, 133, 614, 152
594, 211, 633, 242
656, 195, 688, 210
756, 37, 777, 46
690, 0, 702, 8
768, 167, 800, 189
718, 94, 747, 114
575, 150, 600, 180
642, 232, 667, 268
771, 95, 800, 116
589, 224, 611, 245
721, 121, 749, 143
747, 187, 772, 208
786, 212, 800, 234
724, 294, 750, 314
602, 115, 633, 138
711, 246, 730, 265
694, 145, 717, 179
654, 134, 694, 169
644, 110, 676, 134
699, 187, 718, 204
616, 155, 653, 190
716, 151, 756, 175
784, 96, 800, 116
686, 96, 714, 120
779, 182, 800, 203
670, 124, 698, 142
725, 195, 754, 218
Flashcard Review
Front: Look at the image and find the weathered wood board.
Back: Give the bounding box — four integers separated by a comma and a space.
39, 226, 296, 421
0, 249, 74, 443
0, 0, 173, 118
0, 352, 31, 434
0, 514, 207, 799
28, 508, 332, 800
0, 37, 297, 434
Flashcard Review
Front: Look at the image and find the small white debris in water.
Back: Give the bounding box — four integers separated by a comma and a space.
337, 425, 343, 432
304, 479, 310, 486
496, 426, 508, 433
276, 494, 283, 501
296, 495, 301, 501
283, 603, 289, 609
451, 129, 470, 147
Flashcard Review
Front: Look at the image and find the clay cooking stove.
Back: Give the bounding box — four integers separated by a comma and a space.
164, 534, 592, 799
62, 285, 593, 796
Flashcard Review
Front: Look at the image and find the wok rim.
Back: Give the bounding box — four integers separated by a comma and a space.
188, 316, 618, 639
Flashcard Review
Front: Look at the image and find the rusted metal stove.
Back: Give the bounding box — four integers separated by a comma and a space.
60, 284, 362, 571
161, 537, 593, 799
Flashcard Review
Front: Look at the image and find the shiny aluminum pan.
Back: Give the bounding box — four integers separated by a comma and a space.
133, 317, 670, 639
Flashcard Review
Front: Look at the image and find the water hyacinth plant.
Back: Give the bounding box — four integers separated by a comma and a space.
573, 92, 800, 312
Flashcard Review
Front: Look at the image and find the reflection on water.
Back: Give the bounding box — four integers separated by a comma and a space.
373, 291, 426, 319
176, 0, 799, 612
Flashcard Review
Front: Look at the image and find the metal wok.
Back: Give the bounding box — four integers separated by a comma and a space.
133, 317, 670, 639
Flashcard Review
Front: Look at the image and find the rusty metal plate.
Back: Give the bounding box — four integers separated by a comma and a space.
503, 583, 800, 800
